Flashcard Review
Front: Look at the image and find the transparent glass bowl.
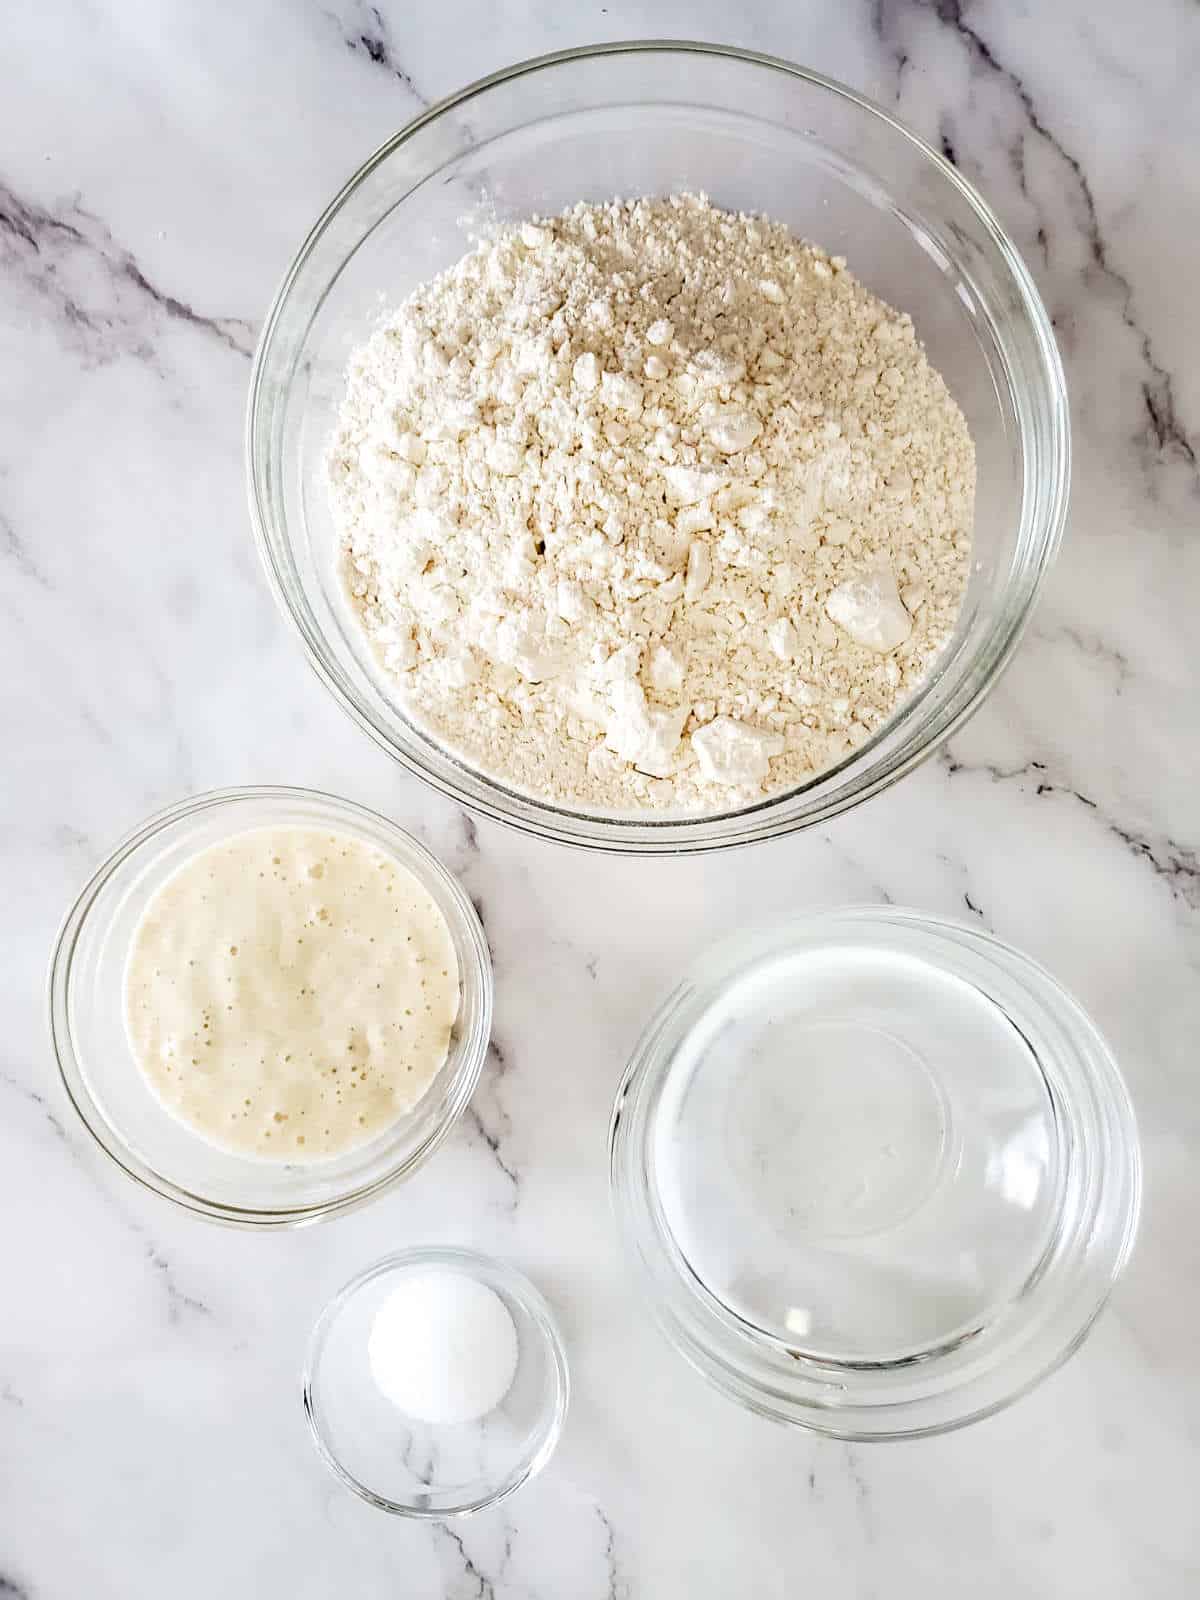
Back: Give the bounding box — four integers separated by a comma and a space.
47, 787, 492, 1227
246, 41, 1068, 853
609, 908, 1140, 1438
304, 1248, 569, 1516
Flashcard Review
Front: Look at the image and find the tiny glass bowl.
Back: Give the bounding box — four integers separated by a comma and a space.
303, 1247, 569, 1517
609, 907, 1140, 1439
47, 786, 491, 1227
247, 40, 1068, 853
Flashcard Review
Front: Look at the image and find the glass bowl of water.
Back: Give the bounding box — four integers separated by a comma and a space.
609, 906, 1140, 1437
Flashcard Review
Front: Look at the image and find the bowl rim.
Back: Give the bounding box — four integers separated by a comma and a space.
302, 1245, 570, 1518
608, 904, 1141, 1438
246, 39, 1070, 855
46, 784, 493, 1228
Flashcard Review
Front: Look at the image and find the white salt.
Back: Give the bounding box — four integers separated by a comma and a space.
367, 1269, 519, 1425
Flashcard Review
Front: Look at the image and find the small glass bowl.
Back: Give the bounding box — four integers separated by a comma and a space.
303, 1248, 569, 1517
47, 787, 491, 1227
609, 907, 1140, 1438
247, 41, 1068, 853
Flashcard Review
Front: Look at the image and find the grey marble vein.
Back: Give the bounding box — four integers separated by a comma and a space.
329, 0, 431, 104
820, 832, 896, 905
843, 1444, 878, 1547
595, 1503, 631, 1600
471, 894, 495, 959
458, 808, 480, 855
1105, 823, 1200, 911
0, 512, 49, 589
876, 0, 1197, 477
940, 747, 1200, 908
935, 849, 990, 926
463, 1102, 520, 1199
0, 1067, 73, 1149
0, 1067, 212, 1326
143, 1242, 212, 1325
1039, 623, 1133, 690
0, 178, 255, 362
434, 1522, 499, 1600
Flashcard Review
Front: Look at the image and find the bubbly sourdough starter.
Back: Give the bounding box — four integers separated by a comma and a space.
124, 828, 459, 1159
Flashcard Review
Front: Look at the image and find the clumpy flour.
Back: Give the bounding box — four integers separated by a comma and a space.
329, 194, 974, 812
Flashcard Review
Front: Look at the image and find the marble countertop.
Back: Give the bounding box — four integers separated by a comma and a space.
3, 2, 1198, 1594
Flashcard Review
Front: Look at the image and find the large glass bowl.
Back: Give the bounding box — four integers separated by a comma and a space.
609, 908, 1140, 1438
247, 41, 1068, 853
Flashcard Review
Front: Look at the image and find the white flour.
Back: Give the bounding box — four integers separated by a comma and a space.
329, 194, 974, 812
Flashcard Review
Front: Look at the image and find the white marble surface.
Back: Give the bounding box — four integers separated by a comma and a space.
3, 2, 1198, 1594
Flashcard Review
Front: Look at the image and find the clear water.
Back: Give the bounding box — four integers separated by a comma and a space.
653, 941, 1060, 1363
